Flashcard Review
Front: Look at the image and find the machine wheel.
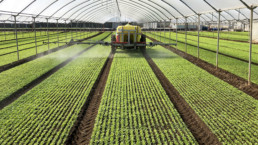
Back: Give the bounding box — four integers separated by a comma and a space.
140, 34, 146, 50
111, 35, 116, 52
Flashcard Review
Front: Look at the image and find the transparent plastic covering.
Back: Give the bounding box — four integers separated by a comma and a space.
0, 0, 257, 23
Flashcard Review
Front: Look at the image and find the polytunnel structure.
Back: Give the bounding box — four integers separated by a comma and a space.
0, 0, 258, 145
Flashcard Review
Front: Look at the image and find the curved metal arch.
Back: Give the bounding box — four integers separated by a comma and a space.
136, 0, 168, 20
92, 17, 113, 23
148, 0, 176, 19
36, 0, 58, 18
49, 0, 76, 19
203, 13, 214, 21
84, 13, 112, 23
18, 0, 36, 16
80, 0, 156, 23
162, 0, 206, 23
129, 0, 166, 21
68, 0, 106, 20
86, 9, 118, 22
188, 15, 199, 23
82, 4, 152, 23
161, 0, 184, 17
114, 6, 154, 22
224, 11, 237, 21
179, 0, 222, 22
81, 4, 150, 23
73, 0, 115, 21
202, 0, 229, 21
88, 10, 140, 23
85, 8, 134, 23
118, 2, 157, 22
125, 0, 163, 21
118, 1, 157, 22
120, 0, 160, 21
235, 9, 248, 19
144, 0, 175, 20
77, 2, 116, 22
59, 0, 91, 19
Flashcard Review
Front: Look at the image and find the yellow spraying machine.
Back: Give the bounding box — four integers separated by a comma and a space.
111, 24, 146, 49
44, 23, 176, 50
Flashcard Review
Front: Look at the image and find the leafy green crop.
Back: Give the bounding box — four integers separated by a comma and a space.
176, 31, 249, 42
146, 41, 258, 144
0, 38, 111, 145
0, 32, 111, 102
0, 31, 97, 66
90, 49, 197, 144
150, 31, 258, 63
147, 32, 258, 85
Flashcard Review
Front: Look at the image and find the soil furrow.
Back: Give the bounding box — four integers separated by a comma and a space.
148, 36, 258, 100
141, 48, 221, 145
0, 33, 111, 110
0, 32, 103, 73
65, 47, 115, 145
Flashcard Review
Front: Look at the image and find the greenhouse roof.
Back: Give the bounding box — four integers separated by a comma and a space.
0, 0, 257, 23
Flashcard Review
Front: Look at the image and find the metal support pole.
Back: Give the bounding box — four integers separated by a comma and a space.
4, 21, 6, 41
65, 20, 67, 42
185, 17, 188, 52
198, 14, 201, 58
80, 22, 82, 39
164, 20, 166, 42
33, 17, 38, 55
75, 21, 77, 39
71, 20, 73, 39
87, 22, 89, 38
216, 11, 221, 69
155, 22, 157, 40
91, 23, 94, 35
176, 18, 178, 49
160, 21, 162, 41
56, 19, 59, 46
169, 19, 172, 44
22, 25, 24, 38
14, 16, 19, 60
46, 18, 50, 50
248, 8, 254, 85
83, 23, 85, 37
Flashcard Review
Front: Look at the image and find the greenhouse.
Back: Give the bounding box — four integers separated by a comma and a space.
0, 0, 257, 144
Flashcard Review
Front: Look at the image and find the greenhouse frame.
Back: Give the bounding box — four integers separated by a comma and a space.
0, 0, 257, 145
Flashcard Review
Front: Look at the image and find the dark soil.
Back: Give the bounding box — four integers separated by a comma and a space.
65, 46, 115, 145
142, 49, 221, 145
0, 33, 112, 110
0, 32, 103, 73
148, 36, 258, 100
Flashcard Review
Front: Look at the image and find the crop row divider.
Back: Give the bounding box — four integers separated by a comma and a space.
0, 32, 112, 110
147, 35, 258, 100
65, 33, 114, 145
0, 32, 103, 73
141, 47, 221, 145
